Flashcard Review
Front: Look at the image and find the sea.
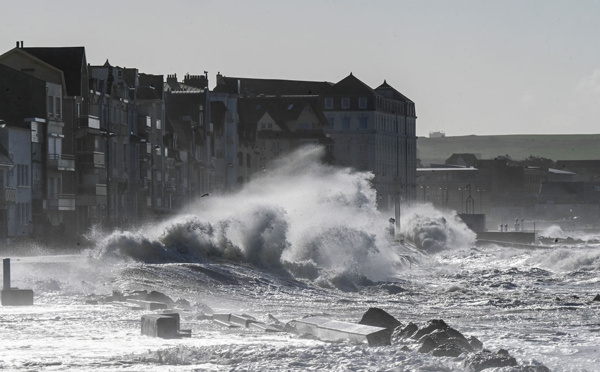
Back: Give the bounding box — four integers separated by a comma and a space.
1, 146, 599, 371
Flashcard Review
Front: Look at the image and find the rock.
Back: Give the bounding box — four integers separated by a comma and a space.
381, 284, 405, 294
393, 322, 418, 340
516, 365, 551, 372
468, 336, 484, 351
463, 349, 518, 372
175, 298, 191, 310
358, 308, 402, 330
418, 335, 438, 353
432, 342, 466, 357
413, 319, 449, 339
146, 291, 174, 306
593, 294, 600, 302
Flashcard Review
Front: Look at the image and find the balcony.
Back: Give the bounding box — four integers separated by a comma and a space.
47, 194, 76, 211
48, 154, 76, 171
80, 115, 100, 129
79, 184, 107, 196
78, 151, 105, 168
0, 187, 16, 205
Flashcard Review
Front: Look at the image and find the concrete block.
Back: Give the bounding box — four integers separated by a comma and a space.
211, 313, 240, 328
1, 289, 34, 306
293, 316, 391, 346
127, 299, 168, 310
249, 322, 283, 332
141, 314, 179, 339
229, 314, 257, 327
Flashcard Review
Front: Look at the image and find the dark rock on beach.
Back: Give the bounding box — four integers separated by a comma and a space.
463, 349, 518, 372
359, 308, 402, 330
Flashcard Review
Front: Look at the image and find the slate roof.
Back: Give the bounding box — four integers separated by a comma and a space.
238, 96, 328, 143
20, 47, 86, 96
445, 153, 478, 167
375, 80, 413, 103
164, 80, 204, 93
324, 73, 375, 95
213, 75, 332, 96
137, 73, 164, 100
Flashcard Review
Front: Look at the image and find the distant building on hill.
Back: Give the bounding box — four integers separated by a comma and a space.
428, 131, 445, 138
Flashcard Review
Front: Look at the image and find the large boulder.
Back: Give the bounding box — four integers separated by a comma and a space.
358, 308, 402, 330
463, 349, 518, 372
146, 291, 174, 307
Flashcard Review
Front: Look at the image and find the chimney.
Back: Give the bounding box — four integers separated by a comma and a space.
166, 74, 178, 84
16, 41, 19, 48
20, 41, 23, 48
183, 73, 208, 89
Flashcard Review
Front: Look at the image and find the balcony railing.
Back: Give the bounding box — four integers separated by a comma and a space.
48, 154, 76, 171
0, 187, 17, 205
47, 194, 76, 211
78, 151, 105, 168
79, 184, 107, 196
80, 115, 100, 129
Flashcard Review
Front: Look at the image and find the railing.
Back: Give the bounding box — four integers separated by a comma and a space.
79, 184, 107, 196
0, 187, 17, 205
48, 154, 76, 171
80, 115, 100, 129
47, 194, 76, 211
78, 151, 105, 168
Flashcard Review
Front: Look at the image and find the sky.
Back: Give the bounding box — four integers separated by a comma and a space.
2, 0, 600, 137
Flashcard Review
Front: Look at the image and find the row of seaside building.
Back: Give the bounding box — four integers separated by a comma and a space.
0, 42, 418, 243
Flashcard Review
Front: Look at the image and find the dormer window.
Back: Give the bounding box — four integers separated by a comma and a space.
342, 98, 350, 109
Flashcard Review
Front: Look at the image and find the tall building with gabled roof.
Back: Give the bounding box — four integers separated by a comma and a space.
322, 73, 417, 211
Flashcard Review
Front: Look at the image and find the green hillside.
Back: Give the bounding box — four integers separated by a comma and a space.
417, 134, 600, 166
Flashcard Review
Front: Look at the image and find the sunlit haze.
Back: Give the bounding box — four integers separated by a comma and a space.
3, 0, 599, 136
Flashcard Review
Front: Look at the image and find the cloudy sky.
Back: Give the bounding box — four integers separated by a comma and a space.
3, 0, 599, 137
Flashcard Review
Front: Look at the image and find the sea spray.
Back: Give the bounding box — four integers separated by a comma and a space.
400, 203, 476, 252
90, 145, 476, 286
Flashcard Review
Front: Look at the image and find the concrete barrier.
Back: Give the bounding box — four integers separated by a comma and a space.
1, 289, 34, 306
141, 314, 180, 339
127, 299, 168, 310
2, 258, 34, 306
212, 313, 282, 332
292, 316, 391, 346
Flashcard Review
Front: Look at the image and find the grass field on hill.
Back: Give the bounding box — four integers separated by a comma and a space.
417, 134, 600, 166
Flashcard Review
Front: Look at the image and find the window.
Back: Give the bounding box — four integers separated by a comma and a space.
156, 119, 162, 130
55, 97, 61, 118
358, 97, 367, 109
48, 137, 62, 159
359, 116, 368, 130
238, 152, 243, 166
48, 96, 54, 117
267, 123, 273, 129
17, 165, 29, 187
326, 116, 335, 128
342, 98, 350, 109
342, 117, 351, 129
324, 98, 333, 109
